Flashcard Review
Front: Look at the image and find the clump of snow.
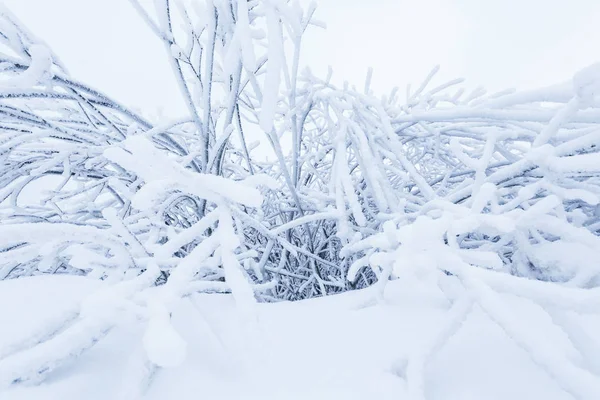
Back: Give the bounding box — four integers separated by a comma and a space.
142, 301, 187, 368
0, 44, 53, 88
573, 62, 600, 106
527, 241, 600, 286
103, 135, 264, 208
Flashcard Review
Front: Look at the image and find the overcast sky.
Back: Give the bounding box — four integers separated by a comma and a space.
4, 0, 600, 118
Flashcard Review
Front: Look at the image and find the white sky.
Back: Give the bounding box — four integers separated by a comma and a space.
4, 0, 600, 119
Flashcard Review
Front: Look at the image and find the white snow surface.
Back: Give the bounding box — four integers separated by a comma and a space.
2, 275, 599, 400
0, 275, 102, 360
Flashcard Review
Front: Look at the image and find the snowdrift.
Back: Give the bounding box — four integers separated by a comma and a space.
2, 275, 599, 400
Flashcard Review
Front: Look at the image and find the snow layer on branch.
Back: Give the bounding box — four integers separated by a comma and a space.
103, 135, 263, 208
235, 0, 256, 73
217, 207, 257, 315
0, 44, 53, 88
258, 4, 283, 133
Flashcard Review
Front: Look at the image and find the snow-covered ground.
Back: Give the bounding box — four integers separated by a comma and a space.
1, 275, 598, 400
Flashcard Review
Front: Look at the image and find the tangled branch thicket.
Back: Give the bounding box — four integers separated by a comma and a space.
2, 1, 600, 300
3, 1, 600, 394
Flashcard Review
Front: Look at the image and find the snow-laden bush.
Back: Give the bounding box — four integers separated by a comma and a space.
344, 64, 600, 292
0, 0, 315, 294
2, 0, 600, 393
2, 0, 600, 297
